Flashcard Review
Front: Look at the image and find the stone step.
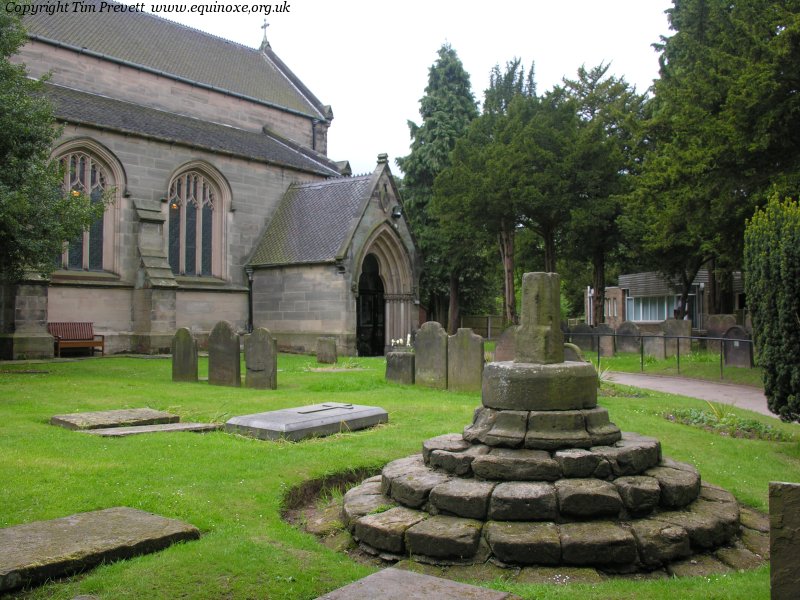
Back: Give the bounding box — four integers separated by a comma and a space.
82, 423, 222, 437
0, 507, 199, 593
50, 408, 179, 430
345, 482, 740, 569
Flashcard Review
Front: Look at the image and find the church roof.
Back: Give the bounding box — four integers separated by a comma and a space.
249, 176, 375, 267
23, 0, 328, 120
45, 84, 340, 177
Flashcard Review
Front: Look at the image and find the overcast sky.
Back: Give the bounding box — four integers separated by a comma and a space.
123, 0, 674, 175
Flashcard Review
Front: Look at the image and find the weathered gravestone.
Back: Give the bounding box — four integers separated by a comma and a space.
414, 321, 447, 389
661, 319, 691, 358
493, 326, 516, 362
208, 320, 240, 387
225, 402, 388, 441
706, 314, 737, 353
316, 567, 515, 600
448, 328, 484, 392
642, 332, 666, 360
171, 327, 198, 383
0, 507, 199, 593
317, 337, 337, 364
615, 321, 641, 353
244, 327, 277, 389
770, 482, 800, 600
723, 325, 753, 368
569, 323, 595, 352
51, 408, 179, 430
386, 351, 415, 385
595, 323, 615, 358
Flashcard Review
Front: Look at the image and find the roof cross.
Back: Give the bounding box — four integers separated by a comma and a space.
260, 19, 270, 50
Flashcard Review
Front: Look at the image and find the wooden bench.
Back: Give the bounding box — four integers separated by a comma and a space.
47, 322, 105, 357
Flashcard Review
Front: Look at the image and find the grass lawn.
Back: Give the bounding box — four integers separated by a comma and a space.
591, 351, 764, 388
1, 354, 798, 599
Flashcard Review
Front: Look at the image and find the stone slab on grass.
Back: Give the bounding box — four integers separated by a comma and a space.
315, 567, 516, 600
82, 423, 222, 437
225, 403, 388, 441
0, 507, 199, 593
50, 408, 179, 431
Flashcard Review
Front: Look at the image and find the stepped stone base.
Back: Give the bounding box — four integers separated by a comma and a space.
343, 468, 740, 570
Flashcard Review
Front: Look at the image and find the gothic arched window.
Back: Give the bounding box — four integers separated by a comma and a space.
168, 170, 218, 277
58, 151, 108, 271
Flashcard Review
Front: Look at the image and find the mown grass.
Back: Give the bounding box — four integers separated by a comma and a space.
1, 355, 798, 599
592, 351, 764, 388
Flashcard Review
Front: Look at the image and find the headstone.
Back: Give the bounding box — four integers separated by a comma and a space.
225, 402, 388, 441
0, 507, 199, 593
661, 319, 691, 358
706, 314, 737, 353
723, 325, 753, 368
563, 343, 587, 362
315, 567, 514, 600
414, 321, 447, 389
386, 351, 415, 385
569, 323, 595, 352
493, 326, 516, 362
595, 323, 615, 358
208, 320, 240, 387
447, 328, 484, 392
244, 327, 278, 389
50, 408, 179, 431
317, 337, 337, 364
642, 333, 666, 361
615, 321, 641, 353
770, 482, 800, 599
515, 273, 563, 364
171, 327, 198, 383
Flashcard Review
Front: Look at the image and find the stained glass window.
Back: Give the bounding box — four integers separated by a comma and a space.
167, 171, 216, 276
57, 152, 107, 271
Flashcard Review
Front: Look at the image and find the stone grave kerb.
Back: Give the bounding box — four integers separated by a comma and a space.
514, 272, 564, 364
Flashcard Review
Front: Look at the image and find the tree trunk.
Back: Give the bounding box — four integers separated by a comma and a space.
499, 221, 516, 324
447, 272, 460, 334
543, 228, 557, 273
591, 254, 605, 326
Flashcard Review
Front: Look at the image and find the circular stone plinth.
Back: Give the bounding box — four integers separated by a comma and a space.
343, 477, 741, 570
482, 361, 598, 411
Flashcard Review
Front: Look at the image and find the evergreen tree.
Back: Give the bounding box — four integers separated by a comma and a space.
396, 44, 481, 331
625, 0, 800, 313
0, 9, 105, 282
744, 196, 800, 421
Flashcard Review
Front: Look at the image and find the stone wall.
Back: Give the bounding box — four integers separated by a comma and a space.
253, 265, 355, 354
15, 41, 322, 150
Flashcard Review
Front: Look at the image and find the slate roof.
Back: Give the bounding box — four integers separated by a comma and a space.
45, 84, 340, 177
249, 176, 375, 267
23, 0, 328, 120
618, 270, 744, 296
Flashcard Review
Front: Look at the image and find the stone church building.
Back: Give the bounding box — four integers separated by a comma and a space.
2, 0, 420, 359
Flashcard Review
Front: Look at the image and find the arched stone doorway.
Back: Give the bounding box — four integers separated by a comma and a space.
355, 224, 416, 356
357, 254, 385, 356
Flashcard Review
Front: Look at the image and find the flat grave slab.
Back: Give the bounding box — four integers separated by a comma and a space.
50, 408, 179, 431
315, 567, 516, 600
0, 507, 199, 593
83, 423, 222, 437
225, 402, 388, 441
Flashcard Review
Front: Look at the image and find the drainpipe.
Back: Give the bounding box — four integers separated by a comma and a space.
245, 266, 254, 333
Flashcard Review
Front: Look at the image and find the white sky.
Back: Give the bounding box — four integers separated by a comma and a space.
123, 0, 674, 175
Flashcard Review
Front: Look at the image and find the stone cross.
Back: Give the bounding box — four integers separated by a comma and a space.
514, 272, 564, 364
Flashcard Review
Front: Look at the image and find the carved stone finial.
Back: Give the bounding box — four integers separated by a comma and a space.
514, 272, 564, 364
